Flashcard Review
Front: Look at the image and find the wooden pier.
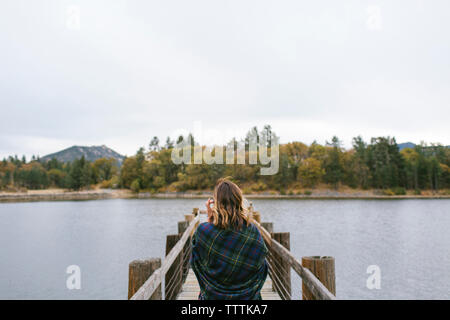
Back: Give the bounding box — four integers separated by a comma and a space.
177, 268, 281, 300
128, 207, 336, 300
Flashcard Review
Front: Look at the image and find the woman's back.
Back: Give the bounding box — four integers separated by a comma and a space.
191, 221, 268, 300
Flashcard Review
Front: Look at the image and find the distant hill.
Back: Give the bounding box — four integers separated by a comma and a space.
41, 145, 125, 164
398, 142, 449, 151
398, 142, 416, 151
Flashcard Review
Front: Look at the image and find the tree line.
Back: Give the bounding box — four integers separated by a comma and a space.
1, 126, 449, 194
0, 156, 118, 191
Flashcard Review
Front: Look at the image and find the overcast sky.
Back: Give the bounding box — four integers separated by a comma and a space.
1, 0, 449, 159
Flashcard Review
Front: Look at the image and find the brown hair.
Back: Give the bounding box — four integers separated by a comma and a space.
210, 178, 249, 229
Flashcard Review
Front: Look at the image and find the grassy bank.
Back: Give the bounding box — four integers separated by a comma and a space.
0, 188, 133, 203
1, 187, 449, 203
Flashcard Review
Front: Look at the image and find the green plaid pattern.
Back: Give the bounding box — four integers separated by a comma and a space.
190, 221, 268, 300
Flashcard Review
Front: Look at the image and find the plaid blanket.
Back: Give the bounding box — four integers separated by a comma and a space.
190, 221, 268, 300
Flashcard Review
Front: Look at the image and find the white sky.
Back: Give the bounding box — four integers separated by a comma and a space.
1, 0, 449, 159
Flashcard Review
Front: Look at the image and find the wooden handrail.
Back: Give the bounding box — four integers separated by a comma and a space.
253, 220, 336, 300
130, 210, 335, 300
270, 238, 336, 300
130, 215, 200, 300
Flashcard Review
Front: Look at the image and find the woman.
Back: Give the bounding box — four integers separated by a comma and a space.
190, 178, 268, 300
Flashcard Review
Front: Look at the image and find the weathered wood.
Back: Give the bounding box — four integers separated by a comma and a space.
259, 222, 274, 292
185, 214, 198, 236
269, 239, 336, 300
271, 232, 291, 299
130, 215, 200, 300
252, 211, 261, 223
177, 268, 281, 300
192, 208, 199, 216
261, 222, 273, 233
184, 214, 194, 223
254, 219, 335, 300
178, 221, 189, 234
128, 258, 161, 300
165, 234, 182, 299
182, 214, 196, 280
302, 256, 336, 300
130, 208, 336, 301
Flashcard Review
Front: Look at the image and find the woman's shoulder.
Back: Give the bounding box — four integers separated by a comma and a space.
197, 221, 259, 235
198, 221, 213, 229
196, 221, 217, 236
245, 221, 259, 232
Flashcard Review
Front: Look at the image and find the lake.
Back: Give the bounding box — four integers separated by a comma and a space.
0, 198, 449, 299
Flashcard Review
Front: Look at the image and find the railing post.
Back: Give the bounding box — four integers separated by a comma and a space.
128, 258, 161, 300
184, 214, 194, 223
182, 214, 196, 280
128, 215, 200, 300
261, 222, 273, 233
271, 232, 291, 299
178, 221, 188, 234
253, 211, 261, 223
185, 214, 198, 236
261, 222, 274, 292
301, 256, 336, 300
165, 234, 182, 300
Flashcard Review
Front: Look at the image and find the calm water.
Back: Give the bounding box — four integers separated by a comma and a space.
0, 198, 449, 299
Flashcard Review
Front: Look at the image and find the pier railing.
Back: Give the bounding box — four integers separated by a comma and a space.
128, 212, 199, 300
253, 219, 336, 300
128, 207, 336, 300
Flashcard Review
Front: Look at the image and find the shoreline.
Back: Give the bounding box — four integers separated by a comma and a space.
1, 188, 449, 203
0, 189, 133, 203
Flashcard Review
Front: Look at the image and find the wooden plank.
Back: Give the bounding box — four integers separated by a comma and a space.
302, 256, 336, 300
254, 220, 336, 300
130, 215, 200, 300
128, 258, 161, 300
261, 222, 273, 233
178, 221, 188, 234
270, 239, 336, 300
177, 269, 280, 300
185, 214, 198, 236
165, 234, 182, 300
129, 268, 162, 300
272, 232, 291, 299
252, 211, 261, 223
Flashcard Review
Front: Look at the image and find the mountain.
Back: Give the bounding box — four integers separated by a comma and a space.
398, 142, 416, 151
397, 142, 449, 151
41, 145, 125, 164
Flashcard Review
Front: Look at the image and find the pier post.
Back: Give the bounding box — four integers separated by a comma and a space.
165, 234, 182, 299
184, 214, 194, 224
261, 222, 274, 292
261, 222, 273, 233
184, 214, 194, 233
301, 256, 336, 300
253, 211, 261, 223
128, 258, 161, 300
185, 213, 199, 236
182, 214, 196, 280
271, 232, 291, 299
178, 221, 188, 234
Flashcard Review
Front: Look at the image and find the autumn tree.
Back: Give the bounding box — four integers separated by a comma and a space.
324, 136, 344, 189
298, 157, 324, 187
